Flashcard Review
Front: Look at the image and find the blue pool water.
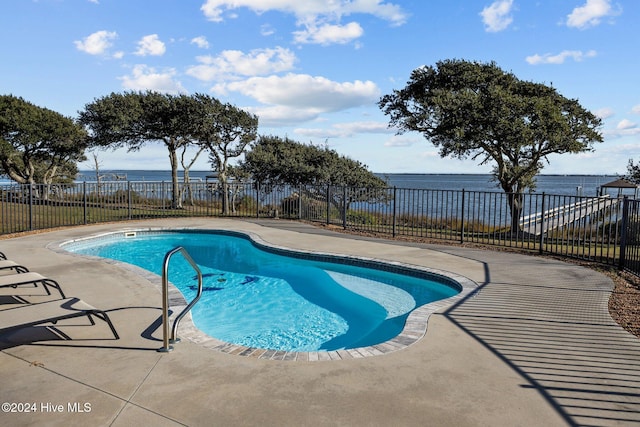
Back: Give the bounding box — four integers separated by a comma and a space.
65, 230, 459, 352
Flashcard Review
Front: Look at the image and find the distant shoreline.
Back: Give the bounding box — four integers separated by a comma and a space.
75, 170, 619, 177
0, 171, 627, 196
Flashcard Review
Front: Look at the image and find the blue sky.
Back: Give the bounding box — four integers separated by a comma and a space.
2, 0, 638, 174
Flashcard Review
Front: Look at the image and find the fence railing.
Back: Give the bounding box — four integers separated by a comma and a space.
1, 181, 639, 278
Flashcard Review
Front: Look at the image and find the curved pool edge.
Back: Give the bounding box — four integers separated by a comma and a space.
49, 227, 478, 361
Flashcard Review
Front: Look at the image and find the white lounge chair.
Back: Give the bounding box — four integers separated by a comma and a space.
0, 260, 28, 273
0, 297, 119, 339
0, 272, 65, 298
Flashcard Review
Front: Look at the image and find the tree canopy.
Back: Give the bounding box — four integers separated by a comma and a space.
190, 94, 258, 214
241, 135, 386, 188
240, 135, 387, 218
79, 91, 199, 208
379, 59, 603, 230
625, 159, 640, 184
79, 91, 256, 210
0, 95, 87, 187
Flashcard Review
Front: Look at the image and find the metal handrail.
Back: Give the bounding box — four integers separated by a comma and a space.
158, 246, 203, 353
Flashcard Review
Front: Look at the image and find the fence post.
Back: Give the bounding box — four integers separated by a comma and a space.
460, 189, 465, 244
255, 182, 260, 218
326, 186, 330, 225
619, 196, 629, 271
538, 192, 546, 255
83, 182, 87, 224
28, 184, 33, 231
298, 185, 303, 220
161, 181, 165, 211
342, 186, 347, 229
127, 181, 132, 220
392, 186, 397, 238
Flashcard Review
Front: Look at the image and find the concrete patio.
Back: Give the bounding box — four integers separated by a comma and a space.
0, 218, 639, 426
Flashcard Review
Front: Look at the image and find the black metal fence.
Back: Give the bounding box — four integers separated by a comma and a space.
2, 181, 639, 278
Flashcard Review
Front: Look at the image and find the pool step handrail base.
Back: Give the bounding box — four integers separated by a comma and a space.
158, 246, 203, 353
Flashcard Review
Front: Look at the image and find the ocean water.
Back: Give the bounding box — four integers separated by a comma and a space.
379, 173, 619, 196
74, 170, 620, 196
0, 170, 622, 197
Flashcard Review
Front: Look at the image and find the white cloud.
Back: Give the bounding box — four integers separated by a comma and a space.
603, 142, 640, 155
260, 24, 275, 36
632, 105, 640, 115
200, 0, 407, 44
294, 128, 344, 139
603, 120, 640, 139
74, 30, 117, 55
384, 135, 419, 147
566, 0, 620, 29
245, 105, 321, 126
134, 34, 166, 56
191, 36, 210, 49
214, 74, 379, 126
295, 121, 393, 138
222, 73, 379, 112
417, 150, 440, 160
617, 119, 637, 130
595, 107, 615, 119
526, 49, 597, 65
604, 128, 640, 139
334, 121, 393, 134
480, 0, 514, 32
293, 22, 364, 45
119, 65, 186, 94
201, 0, 407, 24
186, 47, 296, 81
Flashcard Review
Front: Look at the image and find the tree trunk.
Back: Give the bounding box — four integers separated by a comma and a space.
40, 165, 58, 201
507, 191, 524, 233
219, 170, 230, 215
168, 148, 182, 209
4, 168, 27, 184
179, 145, 205, 207
181, 168, 194, 206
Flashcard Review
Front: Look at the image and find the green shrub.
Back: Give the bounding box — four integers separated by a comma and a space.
346, 210, 378, 225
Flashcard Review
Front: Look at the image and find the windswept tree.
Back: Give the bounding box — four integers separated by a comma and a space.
240, 135, 388, 219
80, 92, 256, 211
190, 94, 258, 215
0, 95, 87, 193
379, 59, 603, 232
625, 159, 640, 184
79, 91, 200, 208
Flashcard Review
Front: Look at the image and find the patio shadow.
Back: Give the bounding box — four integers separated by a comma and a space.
444, 256, 640, 426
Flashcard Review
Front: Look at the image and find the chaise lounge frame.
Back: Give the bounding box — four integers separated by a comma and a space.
0, 260, 29, 273
0, 297, 119, 339
0, 272, 66, 298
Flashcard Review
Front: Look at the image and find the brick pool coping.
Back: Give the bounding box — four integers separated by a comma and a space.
50, 226, 478, 361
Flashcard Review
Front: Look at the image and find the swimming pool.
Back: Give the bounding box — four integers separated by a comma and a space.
60, 229, 471, 354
